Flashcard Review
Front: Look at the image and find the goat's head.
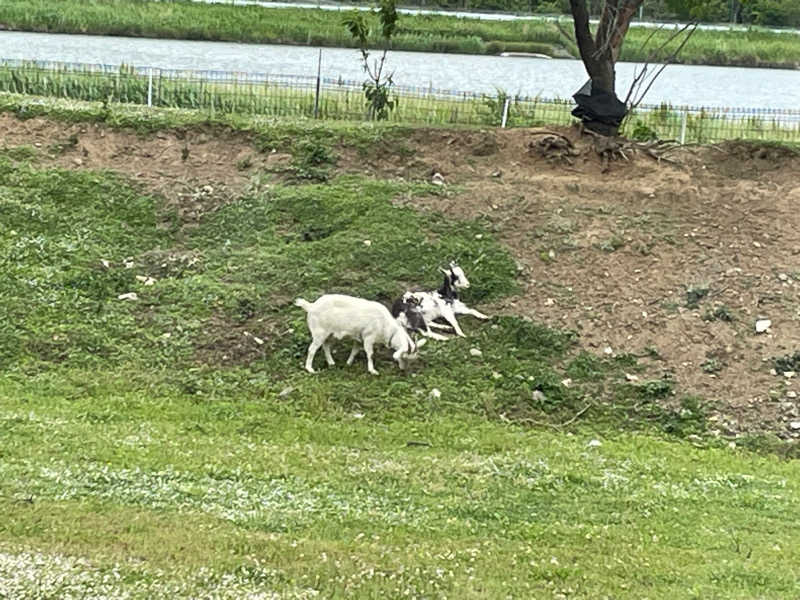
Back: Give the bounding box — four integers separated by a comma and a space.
395, 295, 426, 333
439, 261, 470, 289
392, 330, 427, 369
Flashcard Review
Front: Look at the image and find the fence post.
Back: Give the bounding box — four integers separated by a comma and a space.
680, 109, 688, 144
147, 68, 153, 107
314, 49, 322, 119
500, 97, 510, 128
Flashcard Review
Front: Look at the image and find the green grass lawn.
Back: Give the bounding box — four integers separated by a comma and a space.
1, 103, 799, 598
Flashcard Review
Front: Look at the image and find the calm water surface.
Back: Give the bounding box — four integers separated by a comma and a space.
1, 31, 798, 108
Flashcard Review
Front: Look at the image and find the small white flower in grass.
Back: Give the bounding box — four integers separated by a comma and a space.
428, 388, 441, 400
117, 292, 138, 301
135, 275, 156, 285
363, 240, 372, 247
100, 259, 110, 268
587, 439, 602, 448
561, 378, 572, 387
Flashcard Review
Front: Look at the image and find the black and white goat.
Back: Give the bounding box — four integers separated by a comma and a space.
295, 294, 426, 375
392, 262, 489, 339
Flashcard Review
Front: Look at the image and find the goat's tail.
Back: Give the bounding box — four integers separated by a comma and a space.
294, 298, 313, 312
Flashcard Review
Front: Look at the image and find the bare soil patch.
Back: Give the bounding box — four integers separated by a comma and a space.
363, 127, 800, 438
3, 114, 799, 437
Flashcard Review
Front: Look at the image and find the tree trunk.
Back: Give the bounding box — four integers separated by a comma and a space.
569, 0, 644, 135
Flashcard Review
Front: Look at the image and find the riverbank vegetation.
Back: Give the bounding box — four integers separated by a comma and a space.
2, 98, 800, 597
3, 67, 799, 144
1, 0, 799, 69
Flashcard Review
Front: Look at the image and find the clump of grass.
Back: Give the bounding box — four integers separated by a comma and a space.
703, 305, 735, 322
686, 284, 710, 309
773, 351, 800, 374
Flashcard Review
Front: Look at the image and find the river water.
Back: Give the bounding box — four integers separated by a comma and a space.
1, 30, 798, 109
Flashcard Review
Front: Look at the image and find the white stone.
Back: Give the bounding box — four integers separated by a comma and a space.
532, 390, 547, 403
561, 378, 572, 388
789, 421, 800, 430
469, 348, 483, 357
784, 371, 797, 379
587, 439, 602, 448
755, 319, 772, 333
363, 239, 372, 246
117, 292, 138, 301
625, 373, 639, 382
135, 275, 156, 286
787, 391, 797, 399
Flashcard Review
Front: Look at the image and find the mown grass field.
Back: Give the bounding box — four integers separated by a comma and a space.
1, 99, 800, 598
2, 0, 800, 68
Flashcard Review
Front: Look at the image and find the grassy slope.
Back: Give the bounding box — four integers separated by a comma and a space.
1, 0, 800, 68
1, 100, 799, 598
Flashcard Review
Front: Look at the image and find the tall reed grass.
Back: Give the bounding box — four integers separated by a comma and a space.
2, 61, 798, 143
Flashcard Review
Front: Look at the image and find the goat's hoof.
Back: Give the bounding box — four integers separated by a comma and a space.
305, 367, 316, 374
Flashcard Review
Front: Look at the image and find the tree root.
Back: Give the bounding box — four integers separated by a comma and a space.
526, 131, 581, 165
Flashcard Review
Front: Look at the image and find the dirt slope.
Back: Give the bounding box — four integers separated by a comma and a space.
3, 114, 799, 438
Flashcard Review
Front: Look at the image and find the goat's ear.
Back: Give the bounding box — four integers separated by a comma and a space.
438, 266, 449, 275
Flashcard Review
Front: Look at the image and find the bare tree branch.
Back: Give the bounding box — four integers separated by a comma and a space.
630, 23, 697, 110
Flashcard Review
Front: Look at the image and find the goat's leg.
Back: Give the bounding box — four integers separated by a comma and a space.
322, 341, 335, 366
453, 299, 489, 320
304, 337, 325, 373
363, 337, 379, 375
422, 328, 450, 341
428, 321, 455, 331
346, 341, 360, 365
439, 304, 467, 337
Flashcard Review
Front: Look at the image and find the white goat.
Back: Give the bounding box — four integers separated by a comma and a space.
295, 294, 426, 375
392, 262, 489, 338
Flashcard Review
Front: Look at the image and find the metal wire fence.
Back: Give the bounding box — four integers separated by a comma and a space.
1, 58, 799, 143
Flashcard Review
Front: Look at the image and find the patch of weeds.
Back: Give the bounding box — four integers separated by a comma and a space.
686, 284, 709, 309
638, 378, 674, 399
735, 433, 800, 460
660, 396, 708, 436
701, 358, 724, 374
599, 235, 625, 253
703, 305, 734, 322
644, 346, 662, 360
630, 120, 658, 142
290, 139, 335, 182
772, 351, 800, 374
235, 155, 253, 171
0, 144, 38, 161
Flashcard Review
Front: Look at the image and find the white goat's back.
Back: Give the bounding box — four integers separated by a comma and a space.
297, 294, 393, 339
